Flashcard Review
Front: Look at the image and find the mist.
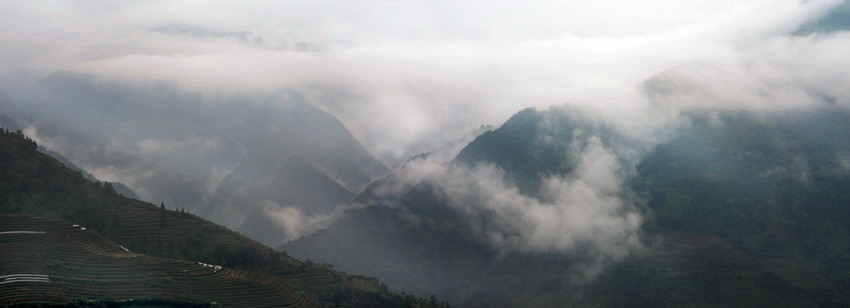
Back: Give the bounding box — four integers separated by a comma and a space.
3, 0, 850, 289
2, 0, 848, 163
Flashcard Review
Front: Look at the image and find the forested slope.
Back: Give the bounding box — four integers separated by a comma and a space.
0, 128, 439, 307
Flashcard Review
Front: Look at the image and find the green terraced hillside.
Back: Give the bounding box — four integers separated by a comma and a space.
0, 214, 316, 307
0, 128, 441, 307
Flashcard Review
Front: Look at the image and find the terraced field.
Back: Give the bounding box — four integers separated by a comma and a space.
104, 200, 292, 265
0, 214, 318, 307
0, 131, 440, 307
101, 201, 391, 298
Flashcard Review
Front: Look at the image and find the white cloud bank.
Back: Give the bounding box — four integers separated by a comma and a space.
2, 0, 849, 164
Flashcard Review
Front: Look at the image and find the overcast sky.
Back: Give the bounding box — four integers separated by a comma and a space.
2, 0, 849, 165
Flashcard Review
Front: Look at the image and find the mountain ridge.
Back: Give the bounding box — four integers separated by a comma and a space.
284, 105, 850, 306
0, 127, 441, 307
4, 73, 389, 246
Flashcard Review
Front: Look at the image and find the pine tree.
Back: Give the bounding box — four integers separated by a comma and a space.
159, 202, 166, 226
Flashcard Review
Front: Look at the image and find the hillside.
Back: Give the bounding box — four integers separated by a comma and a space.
36, 146, 140, 200
4, 73, 389, 246
284, 106, 850, 306
0, 112, 21, 131
207, 97, 390, 245
0, 214, 314, 307
0, 128, 440, 307
1, 111, 139, 200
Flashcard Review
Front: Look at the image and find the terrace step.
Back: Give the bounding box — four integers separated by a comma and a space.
0, 214, 316, 307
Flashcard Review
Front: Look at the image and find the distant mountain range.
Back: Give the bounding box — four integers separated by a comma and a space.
284, 106, 850, 307
1, 73, 388, 246
3, 2, 850, 307
1, 111, 139, 200
6, 80, 850, 306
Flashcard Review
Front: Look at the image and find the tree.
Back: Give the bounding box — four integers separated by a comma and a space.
160, 202, 166, 226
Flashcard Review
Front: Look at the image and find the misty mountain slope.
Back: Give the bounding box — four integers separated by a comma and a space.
222, 155, 354, 213
634, 111, 850, 297
454, 108, 573, 196
283, 107, 627, 305
795, 1, 850, 35
206, 99, 389, 245
7, 0, 850, 307
453, 107, 635, 196
584, 231, 823, 307
0, 128, 440, 307
1, 111, 139, 198
216, 155, 354, 245
37, 145, 140, 200
4, 72, 388, 245
0, 112, 21, 131
285, 106, 850, 306
214, 97, 390, 196
637, 111, 850, 233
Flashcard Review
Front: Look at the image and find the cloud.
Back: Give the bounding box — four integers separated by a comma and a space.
3, 0, 850, 279
259, 201, 340, 241
644, 33, 850, 113
838, 152, 850, 172
2, 0, 849, 288
22, 123, 230, 202
2, 0, 848, 165
152, 24, 264, 45
376, 112, 649, 282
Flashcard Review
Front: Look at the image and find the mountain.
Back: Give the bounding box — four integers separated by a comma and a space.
0, 128, 440, 307
3, 72, 389, 246
284, 106, 850, 306
0, 214, 316, 307
0, 112, 21, 131
0, 111, 139, 199
37, 145, 140, 200
795, 1, 850, 35
208, 100, 389, 245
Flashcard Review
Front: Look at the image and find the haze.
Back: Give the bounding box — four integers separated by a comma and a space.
2, 0, 847, 165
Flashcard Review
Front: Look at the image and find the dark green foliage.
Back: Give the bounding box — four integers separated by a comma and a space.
159, 203, 166, 226
8, 72, 389, 248
9, 298, 211, 307
0, 129, 281, 271
0, 128, 118, 232
287, 107, 850, 307
0, 129, 441, 307
454, 107, 599, 196
635, 111, 850, 295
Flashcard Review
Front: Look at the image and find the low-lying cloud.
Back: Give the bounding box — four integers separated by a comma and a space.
4, 0, 850, 283
3, 0, 849, 166
259, 201, 340, 241
371, 110, 651, 281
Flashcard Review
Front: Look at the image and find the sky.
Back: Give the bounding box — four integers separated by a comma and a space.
2, 0, 849, 166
